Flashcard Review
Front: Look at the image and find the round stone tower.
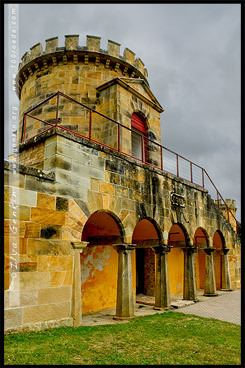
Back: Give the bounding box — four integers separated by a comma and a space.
16, 34, 164, 167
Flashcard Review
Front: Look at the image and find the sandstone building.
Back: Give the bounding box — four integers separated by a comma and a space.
4, 35, 241, 333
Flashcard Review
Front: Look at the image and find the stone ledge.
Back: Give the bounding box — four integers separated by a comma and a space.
4, 160, 55, 181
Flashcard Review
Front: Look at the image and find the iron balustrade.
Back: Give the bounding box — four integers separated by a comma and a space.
21, 91, 239, 233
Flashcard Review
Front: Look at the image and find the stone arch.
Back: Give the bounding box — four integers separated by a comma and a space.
213, 230, 226, 290
132, 217, 161, 297
193, 227, 209, 291
82, 209, 125, 244
63, 199, 90, 241
80, 210, 124, 314
167, 222, 190, 298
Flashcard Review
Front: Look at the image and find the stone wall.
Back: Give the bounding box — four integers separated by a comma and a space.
4, 130, 241, 333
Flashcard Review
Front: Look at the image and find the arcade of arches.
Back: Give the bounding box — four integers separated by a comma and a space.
79, 211, 232, 318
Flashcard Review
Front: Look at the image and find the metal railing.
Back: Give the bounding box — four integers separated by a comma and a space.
21, 91, 239, 233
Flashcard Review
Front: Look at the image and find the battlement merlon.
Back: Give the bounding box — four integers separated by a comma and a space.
16, 34, 149, 97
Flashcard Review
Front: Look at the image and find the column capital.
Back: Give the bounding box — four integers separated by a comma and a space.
154, 243, 170, 254
71, 241, 88, 252
112, 243, 137, 253
221, 247, 230, 255
203, 247, 215, 255
183, 246, 197, 254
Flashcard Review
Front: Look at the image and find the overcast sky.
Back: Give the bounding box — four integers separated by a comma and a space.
4, 3, 241, 221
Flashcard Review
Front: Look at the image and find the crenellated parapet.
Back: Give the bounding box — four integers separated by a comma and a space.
17, 34, 149, 98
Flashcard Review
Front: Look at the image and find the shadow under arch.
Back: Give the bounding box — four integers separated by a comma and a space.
213, 230, 226, 290
80, 210, 125, 315
193, 227, 210, 291
167, 222, 190, 298
82, 209, 125, 245
132, 217, 162, 297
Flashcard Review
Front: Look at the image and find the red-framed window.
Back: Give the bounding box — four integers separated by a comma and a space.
131, 113, 147, 162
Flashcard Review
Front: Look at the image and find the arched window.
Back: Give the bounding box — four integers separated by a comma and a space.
131, 113, 147, 161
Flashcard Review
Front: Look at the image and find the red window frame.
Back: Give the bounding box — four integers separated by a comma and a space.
131, 113, 147, 162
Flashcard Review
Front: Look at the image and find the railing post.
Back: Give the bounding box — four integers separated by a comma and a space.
160, 146, 163, 171
117, 123, 120, 152
202, 169, 204, 188
89, 110, 92, 140
56, 92, 59, 126
217, 193, 219, 208
176, 154, 179, 177
190, 162, 193, 183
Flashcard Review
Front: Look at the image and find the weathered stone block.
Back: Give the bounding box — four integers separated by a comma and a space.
72, 162, 105, 181
24, 176, 56, 195
38, 286, 72, 305
54, 182, 88, 201
4, 203, 31, 221
115, 185, 128, 198
50, 271, 73, 287
30, 207, 66, 225
62, 227, 82, 241
44, 141, 57, 158
45, 36, 58, 53
105, 171, 121, 184
55, 169, 88, 188
65, 35, 79, 50
90, 178, 99, 191
37, 192, 56, 210
37, 255, 73, 272
27, 239, 71, 256
5, 289, 38, 308
40, 224, 62, 239
56, 197, 69, 211
4, 219, 26, 237
4, 308, 23, 330
88, 191, 103, 212
57, 144, 89, 162
25, 222, 41, 238
5, 255, 38, 272
99, 182, 114, 195
23, 301, 71, 324
11, 271, 50, 290
87, 35, 101, 51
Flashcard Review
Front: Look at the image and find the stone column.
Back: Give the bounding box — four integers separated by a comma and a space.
220, 248, 232, 291
183, 245, 197, 301
203, 248, 217, 296
153, 244, 171, 310
113, 243, 136, 320
71, 241, 88, 327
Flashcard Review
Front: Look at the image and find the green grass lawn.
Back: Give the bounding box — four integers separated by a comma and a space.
4, 312, 241, 365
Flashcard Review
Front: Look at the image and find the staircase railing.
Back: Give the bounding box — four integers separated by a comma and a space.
21, 91, 239, 233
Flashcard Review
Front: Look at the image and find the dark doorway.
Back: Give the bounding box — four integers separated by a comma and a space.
136, 248, 145, 294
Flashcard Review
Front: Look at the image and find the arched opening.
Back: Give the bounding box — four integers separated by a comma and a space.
194, 228, 208, 291
213, 230, 225, 290
131, 113, 147, 162
132, 218, 160, 298
168, 224, 187, 297
81, 211, 123, 314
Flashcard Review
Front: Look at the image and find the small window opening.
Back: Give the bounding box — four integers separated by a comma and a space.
131, 113, 147, 162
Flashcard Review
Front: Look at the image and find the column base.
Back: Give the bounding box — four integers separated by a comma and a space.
113, 315, 134, 321
203, 293, 218, 297
153, 306, 170, 311
219, 289, 233, 291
